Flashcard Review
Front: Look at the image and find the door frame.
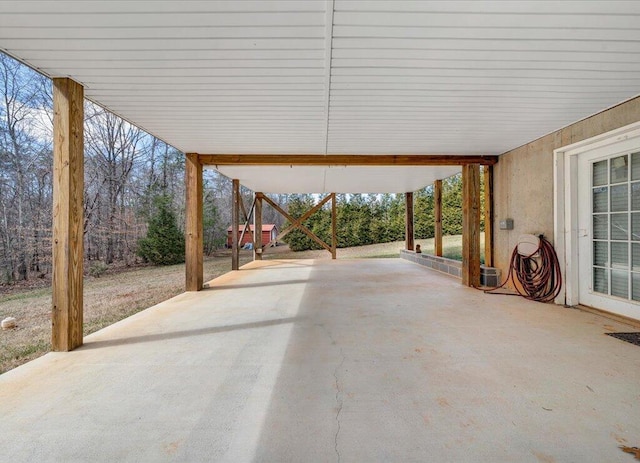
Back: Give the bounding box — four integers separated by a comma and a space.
554, 121, 640, 307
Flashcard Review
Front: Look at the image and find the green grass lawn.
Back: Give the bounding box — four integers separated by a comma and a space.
415, 233, 486, 263
264, 233, 484, 263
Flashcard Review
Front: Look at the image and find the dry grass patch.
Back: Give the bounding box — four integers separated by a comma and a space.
0, 251, 251, 374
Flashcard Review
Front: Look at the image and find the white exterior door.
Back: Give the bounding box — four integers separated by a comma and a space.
577, 141, 640, 320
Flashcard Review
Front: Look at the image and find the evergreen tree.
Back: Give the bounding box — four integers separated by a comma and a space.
280, 178, 474, 253
137, 195, 185, 265
414, 186, 435, 239
439, 171, 485, 236
368, 195, 388, 243
387, 194, 406, 241
442, 174, 463, 235
283, 194, 320, 251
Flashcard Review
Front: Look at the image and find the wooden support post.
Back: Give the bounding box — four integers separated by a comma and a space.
405, 192, 414, 251
185, 153, 203, 291
331, 193, 337, 260
254, 193, 263, 261
232, 179, 240, 270
434, 179, 443, 257
52, 77, 84, 352
462, 164, 481, 287
483, 165, 494, 267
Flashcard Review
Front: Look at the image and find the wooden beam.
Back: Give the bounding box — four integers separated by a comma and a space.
199, 154, 498, 167
405, 192, 414, 251
331, 193, 337, 260
434, 179, 443, 257
483, 166, 494, 267
185, 153, 203, 291
232, 179, 240, 270
52, 78, 84, 352
254, 193, 263, 260
462, 164, 481, 287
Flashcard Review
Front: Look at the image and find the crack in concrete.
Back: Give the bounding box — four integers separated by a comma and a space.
316, 323, 346, 463
316, 322, 346, 463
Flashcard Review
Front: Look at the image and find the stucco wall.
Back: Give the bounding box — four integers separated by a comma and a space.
493, 96, 640, 285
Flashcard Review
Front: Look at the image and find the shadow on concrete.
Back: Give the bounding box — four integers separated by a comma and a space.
80, 316, 303, 350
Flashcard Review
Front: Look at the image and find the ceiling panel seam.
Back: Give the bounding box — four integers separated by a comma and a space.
323, 0, 335, 155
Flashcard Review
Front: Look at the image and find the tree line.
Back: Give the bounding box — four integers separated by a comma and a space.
283, 176, 484, 252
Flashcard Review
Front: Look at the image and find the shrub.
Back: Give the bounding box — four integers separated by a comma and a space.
137, 195, 185, 265
88, 261, 108, 278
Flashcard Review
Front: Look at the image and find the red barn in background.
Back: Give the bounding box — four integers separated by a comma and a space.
227, 224, 278, 248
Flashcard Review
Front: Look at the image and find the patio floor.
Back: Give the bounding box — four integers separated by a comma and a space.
1, 258, 639, 462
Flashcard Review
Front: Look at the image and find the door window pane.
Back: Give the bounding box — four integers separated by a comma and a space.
611, 155, 628, 183
594, 160, 608, 185
611, 184, 628, 212
593, 186, 608, 213
594, 214, 608, 239
632, 152, 640, 181
611, 269, 629, 298
632, 182, 640, 210
593, 241, 608, 267
632, 213, 640, 241
633, 244, 640, 271
611, 213, 628, 240
632, 272, 640, 301
593, 267, 608, 294
611, 242, 628, 269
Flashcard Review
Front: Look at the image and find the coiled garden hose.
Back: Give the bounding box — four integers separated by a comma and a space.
486, 235, 562, 303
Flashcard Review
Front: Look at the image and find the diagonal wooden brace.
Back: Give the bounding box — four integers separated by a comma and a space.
260, 193, 333, 253
238, 196, 256, 249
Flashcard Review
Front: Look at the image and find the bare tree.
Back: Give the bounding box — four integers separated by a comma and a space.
84, 104, 147, 264
0, 53, 52, 282
0, 51, 255, 282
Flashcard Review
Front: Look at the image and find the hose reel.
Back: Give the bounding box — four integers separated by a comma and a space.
517, 234, 540, 257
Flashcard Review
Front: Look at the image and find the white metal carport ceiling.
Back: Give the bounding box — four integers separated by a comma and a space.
1, 1, 639, 193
